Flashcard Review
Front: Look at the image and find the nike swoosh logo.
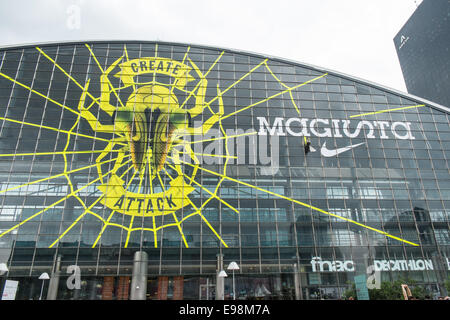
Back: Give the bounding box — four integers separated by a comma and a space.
321, 142, 365, 157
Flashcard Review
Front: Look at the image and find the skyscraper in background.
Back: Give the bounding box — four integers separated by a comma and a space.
394, 0, 450, 107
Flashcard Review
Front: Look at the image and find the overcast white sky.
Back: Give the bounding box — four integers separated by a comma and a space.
0, 0, 421, 92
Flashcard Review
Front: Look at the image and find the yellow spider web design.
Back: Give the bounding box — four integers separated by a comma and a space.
0, 44, 419, 250
80, 44, 235, 249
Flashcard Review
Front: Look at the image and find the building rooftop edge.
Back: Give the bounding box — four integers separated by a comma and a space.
1, 39, 449, 114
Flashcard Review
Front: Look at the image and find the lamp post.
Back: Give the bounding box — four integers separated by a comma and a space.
219, 270, 228, 278
227, 261, 239, 300
38, 272, 50, 300
0, 263, 9, 300
217, 270, 227, 300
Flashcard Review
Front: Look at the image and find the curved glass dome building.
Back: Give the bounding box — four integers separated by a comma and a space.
0, 41, 448, 300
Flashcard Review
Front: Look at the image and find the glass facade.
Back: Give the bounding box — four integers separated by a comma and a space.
0, 41, 449, 300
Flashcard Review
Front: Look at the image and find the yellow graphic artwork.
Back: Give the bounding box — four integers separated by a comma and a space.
78, 53, 220, 219
0, 43, 420, 249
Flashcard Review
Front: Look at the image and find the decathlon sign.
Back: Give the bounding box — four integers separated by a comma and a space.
373, 259, 434, 272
